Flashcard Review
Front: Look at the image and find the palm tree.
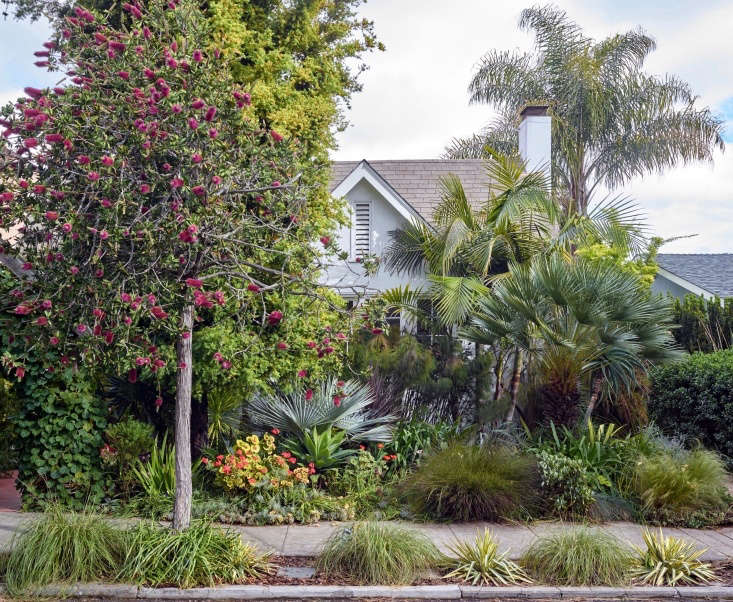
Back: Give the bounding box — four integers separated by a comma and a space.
461, 254, 682, 422
445, 4, 724, 215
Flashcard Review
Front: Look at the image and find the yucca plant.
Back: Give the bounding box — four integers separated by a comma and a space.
247, 378, 395, 444
131, 434, 176, 498
443, 529, 530, 586
631, 528, 716, 586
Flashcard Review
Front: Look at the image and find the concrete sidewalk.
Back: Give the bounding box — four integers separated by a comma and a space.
2, 512, 732, 562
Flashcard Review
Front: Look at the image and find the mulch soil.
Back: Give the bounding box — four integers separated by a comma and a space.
253, 556, 733, 587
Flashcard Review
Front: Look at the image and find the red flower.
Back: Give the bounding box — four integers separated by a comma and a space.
50, 336, 59, 346
271, 428, 280, 435
185, 278, 203, 288
101, 155, 114, 166
305, 389, 313, 401
204, 106, 217, 121
188, 117, 199, 130
192, 49, 203, 62
320, 236, 330, 246
267, 310, 283, 326
87, 171, 100, 181
371, 328, 383, 335
306, 341, 316, 349
297, 369, 307, 378
41, 299, 52, 310
201, 457, 209, 465
15, 366, 25, 380
192, 185, 205, 197
247, 283, 260, 292
170, 177, 184, 189
270, 130, 283, 142
76, 323, 87, 334
377, 443, 384, 449
276, 341, 289, 350
155, 396, 163, 409
35, 316, 48, 326
333, 395, 341, 407
150, 306, 168, 319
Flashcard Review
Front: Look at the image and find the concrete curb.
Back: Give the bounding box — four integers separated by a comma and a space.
4, 583, 733, 599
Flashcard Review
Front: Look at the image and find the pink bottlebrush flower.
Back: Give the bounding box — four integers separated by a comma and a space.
171, 104, 182, 114
270, 130, 283, 142
324, 346, 335, 354
213, 352, 223, 362
191, 152, 203, 163
143, 26, 152, 39
297, 369, 307, 378
94, 32, 107, 44
19, 179, 29, 189
62, 29, 71, 39
204, 106, 217, 121
247, 283, 260, 292
153, 358, 165, 369
0, 192, 12, 203
121, 292, 132, 303
128, 369, 137, 383
88, 171, 100, 181
192, 49, 203, 62
191, 98, 205, 109
267, 310, 283, 326
23, 137, 39, 148
76, 323, 87, 334
92, 307, 104, 318
93, 324, 102, 336
45, 133, 64, 143
213, 290, 225, 305
95, 268, 104, 278
182, 331, 191, 339
147, 294, 156, 305
99, 230, 109, 240
140, 183, 150, 194
117, 71, 130, 80
24, 87, 43, 99
185, 278, 203, 288
143, 67, 155, 79
154, 396, 163, 409
212, 175, 222, 186
70, 266, 79, 275
305, 389, 313, 401
188, 117, 199, 130
100, 198, 112, 208
53, 87, 65, 96
135, 356, 150, 366
51, 190, 65, 200
162, 162, 172, 172
63, 139, 73, 151
34, 61, 49, 67
323, 337, 331, 345
170, 177, 184, 189
208, 128, 218, 139
306, 341, 316, 349
150, 306, 168, 319
271, 180, 281, 187
34, 50, 49, 57
178, 361, 187, 369
108, 41, 126, 52
14, 304, 31, 315
320, 236, 330, 246
77, 154, 90, 164
221, 360, 231, 370
50, 336, 59, 345
335, 332, 346, 340
123, 316, 132, 325
22, 262, 32, 271
101, 155, 114, 166
45, 211, 59, 221
371, 328, 383, 335
192, 185, 205, 197
15, 366, 25, 380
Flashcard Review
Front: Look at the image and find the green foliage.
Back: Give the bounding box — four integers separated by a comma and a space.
119, 520, 269, 587
401, 443, 537, 521
443, 529, 531, 586
631, 528, 716, 585
12, 368, 109, 510
316, 522, 441, 585
247, 379, 394, 444
671, 295, 733, 353
326, 450, 396, 518
648, 350, 733, 459
521, 527, 633, 586
633, 448, 730, 527
4, 507, 126, 596
535, 450, 594, 517
575, 243, 658, 287
282, 427, 356, 470
131, 436, 177, 499
104, 418, 155, 496
383, 419, 462, 473
0, 376, 19, 473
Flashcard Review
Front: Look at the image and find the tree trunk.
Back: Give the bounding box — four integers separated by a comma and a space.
584, 376, 603, 422
493, 351, 506, 402
505, 349, 524, 423
173, 303, 194, 531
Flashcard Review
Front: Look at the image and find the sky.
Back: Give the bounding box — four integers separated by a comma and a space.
0, 1, 731, 253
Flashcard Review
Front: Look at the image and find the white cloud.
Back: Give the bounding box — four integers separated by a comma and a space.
333, 0, 733, 253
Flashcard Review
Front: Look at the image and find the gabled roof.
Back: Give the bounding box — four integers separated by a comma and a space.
330, 159, 490, 223
656, 254, 733, 298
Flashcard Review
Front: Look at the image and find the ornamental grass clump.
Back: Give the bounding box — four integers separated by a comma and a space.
316, 522, 441, 585
118, 521, 270, 588
521, 527, 633, 586
401, 442, 537, 521
631, 528, 716, 586
443, 529, 530, 586
633, 448, 730, 527
3, 507, 126, 596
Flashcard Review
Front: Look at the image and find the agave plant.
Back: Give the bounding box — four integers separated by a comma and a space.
631, 528, 716, 586
443, 529, 530, 586
246, 379, 394, 443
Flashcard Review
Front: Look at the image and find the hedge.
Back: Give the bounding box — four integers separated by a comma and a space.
648, 350, 733, 459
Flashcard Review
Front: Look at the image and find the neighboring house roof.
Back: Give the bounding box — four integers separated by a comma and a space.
656, 253, 733, 298
330, 159, 490, 223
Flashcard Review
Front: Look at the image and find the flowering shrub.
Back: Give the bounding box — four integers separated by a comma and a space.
203, 433, 312, 493
535, 450, 594, 517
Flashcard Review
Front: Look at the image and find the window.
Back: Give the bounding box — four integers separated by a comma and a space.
352, 202, 371, 259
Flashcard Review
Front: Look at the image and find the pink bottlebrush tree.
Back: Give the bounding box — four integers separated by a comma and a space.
0, 0, 343, 529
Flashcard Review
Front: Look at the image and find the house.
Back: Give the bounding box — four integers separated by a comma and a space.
651, 254, 733, 299
324, 106, 552, 301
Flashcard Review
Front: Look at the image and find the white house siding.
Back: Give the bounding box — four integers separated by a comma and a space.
322, 178, 425, 297
650, 273, 698, 299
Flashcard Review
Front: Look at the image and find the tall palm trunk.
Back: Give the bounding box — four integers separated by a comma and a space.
505, 348, 524, 422
584, 375, 603, 422
173, 303, 194, 531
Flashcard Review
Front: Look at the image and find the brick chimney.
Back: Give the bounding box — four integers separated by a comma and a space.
518, 104, 551, 179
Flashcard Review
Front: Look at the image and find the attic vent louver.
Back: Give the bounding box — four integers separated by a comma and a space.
353, 202, 371, 257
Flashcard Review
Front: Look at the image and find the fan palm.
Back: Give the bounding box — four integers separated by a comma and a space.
246, 378, 394, 443
461, 254, 682, 421
445, 5, 724, 215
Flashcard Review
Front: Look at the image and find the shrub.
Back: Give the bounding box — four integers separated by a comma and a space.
118, 521, 269, 587
535, 450, 594, 517
104, 418, 155, 496
633, 448, 730, 527
4, 507, 126, 596
326, 450, 392, 517
631, 528, 716, 585
384, 420, 461, 473
443, 529, 530, 586
316, 522, 440, 584
521, 527, 633, 586
671, 294, 733, 353
401, 443, 537, 521
13, 368, 110, 510
648, 350, 733, 460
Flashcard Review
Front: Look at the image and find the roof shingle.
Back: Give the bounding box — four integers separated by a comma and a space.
657, 254, 733, 298
330, 159, 490, 222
